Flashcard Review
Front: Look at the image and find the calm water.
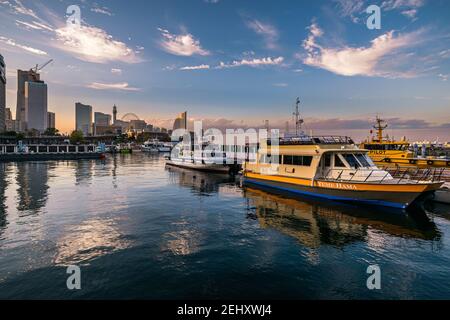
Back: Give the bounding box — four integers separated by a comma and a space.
0, 153, 450, 299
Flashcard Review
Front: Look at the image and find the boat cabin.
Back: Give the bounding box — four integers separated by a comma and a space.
245, 136, 393, 182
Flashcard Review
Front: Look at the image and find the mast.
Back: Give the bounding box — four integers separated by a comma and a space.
373, 116, 387, 142
293, 97, 304, 136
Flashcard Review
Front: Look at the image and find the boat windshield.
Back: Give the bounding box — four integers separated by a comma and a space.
354, 153, 372, 167
342, 154, 361, 169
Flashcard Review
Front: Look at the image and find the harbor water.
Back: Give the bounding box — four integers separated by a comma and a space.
0, 153, 450, 299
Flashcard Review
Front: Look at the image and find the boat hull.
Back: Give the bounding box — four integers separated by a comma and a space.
244, 173, 443, 209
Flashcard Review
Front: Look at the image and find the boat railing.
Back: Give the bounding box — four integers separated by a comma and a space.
268, 136, 355, 146
381, 166, 449, 183
322, 167, 445, 184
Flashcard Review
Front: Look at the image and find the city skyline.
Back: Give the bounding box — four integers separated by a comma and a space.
0, 0, 449, 140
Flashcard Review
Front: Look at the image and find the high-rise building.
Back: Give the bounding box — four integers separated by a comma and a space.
94, 112, 112, 135
113, 104, 117, 124
25, 80, 48, 132
47, 111, 55, 129
129, 119, 146, 131
4, 107, 20, 132
173, 111, 187, 131
94, 112, 111, 126
75, 102, 93, 136
16, 69, 40, 129
5, 107, 12, 121
0, 54, 5, 132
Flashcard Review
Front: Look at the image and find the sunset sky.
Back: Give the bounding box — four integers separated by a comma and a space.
0, 0, 449, 140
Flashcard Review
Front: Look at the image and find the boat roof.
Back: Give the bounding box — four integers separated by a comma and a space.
266, 136, 355, 146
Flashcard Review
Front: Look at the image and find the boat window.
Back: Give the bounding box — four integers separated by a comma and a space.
342, 154, 361, 169
282, 155, 313, 166
283, 155, 293, 165
334, 154, 346, 168
260, 154, 280, 164
354, 153, 371, 167
324, 154, 331, 167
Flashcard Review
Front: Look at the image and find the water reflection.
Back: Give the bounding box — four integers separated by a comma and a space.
0, 163, 8, 229
54, 218, 131, 266
244, 187, 441, 248
166, 166, 235, 195
15, 162, 50, 215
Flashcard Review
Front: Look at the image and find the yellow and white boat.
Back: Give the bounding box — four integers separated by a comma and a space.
361, 117, 450, 168
243, 136, 443, 209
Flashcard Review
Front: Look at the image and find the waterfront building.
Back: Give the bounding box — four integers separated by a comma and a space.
0, 54, 5, 132
47, 112, 56, 129
4, 107, 20, 132
129, 119, 146, 131
16, 69, 40, 130
5, 108, 12, 121
94, 112, 111, 126
173, 111, 187, 131
75, 102, 93, 136
25, 80, 48, 132
94, 112, 112, 135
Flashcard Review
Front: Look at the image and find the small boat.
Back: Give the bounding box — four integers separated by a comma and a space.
141, 140, 172, 153
361, 117, 450, 168
243, 135, 444, 209
166, 157, 231, 173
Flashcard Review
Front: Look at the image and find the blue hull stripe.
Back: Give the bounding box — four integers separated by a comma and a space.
244, 178, 407, 209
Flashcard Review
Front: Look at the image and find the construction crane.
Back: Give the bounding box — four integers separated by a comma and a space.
31, 59, 53, 74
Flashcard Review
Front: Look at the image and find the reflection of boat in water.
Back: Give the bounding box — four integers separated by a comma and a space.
244, 187, 441, 247
433, 183, 450, 204
166, 165, 236, 194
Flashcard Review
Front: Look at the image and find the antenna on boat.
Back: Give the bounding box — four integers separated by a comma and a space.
293, 97, 304, 137
373, 116, 387, 142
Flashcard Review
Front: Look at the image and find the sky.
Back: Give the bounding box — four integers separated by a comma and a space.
0, 0, 449, 140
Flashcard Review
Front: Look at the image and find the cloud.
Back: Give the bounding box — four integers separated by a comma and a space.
157, 28, 210, 56
245, 19, 279, 49
301, 23, 421, 77
111, 68, 122, 75
87, 82, 140, 91
217, 56, 284, 69
0, 36, 47, 55
333, 0, 365, 22
15, 19, 54, 32
273, 83, 288, 87
438, 73, 448, 81
90, 7, 113, 16
10, 0, 41, 21
382, 0, 425, 19
382, 0, 424, 10
180, 64, 210, 71
55, 25, 142, 64
401, 9, 418, 18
